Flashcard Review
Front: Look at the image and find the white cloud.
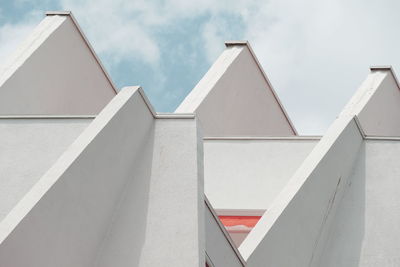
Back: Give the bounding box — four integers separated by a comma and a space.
191, 0, 400, 133
201, 17, 229, 63
58, 0, 260, 66
237, 0, 400, 134
60, 0, 161, 65
0, 14, 40, 69
2, 0, 400, 134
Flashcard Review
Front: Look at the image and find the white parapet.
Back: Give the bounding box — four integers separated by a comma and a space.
96, 112, 205, 267
239, 66, 400, 266
317, 139, 400, 266
0, 87, 205, 267
240, 116, 364, 266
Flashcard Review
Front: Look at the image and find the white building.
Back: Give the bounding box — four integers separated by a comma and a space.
1, 11, 400, 267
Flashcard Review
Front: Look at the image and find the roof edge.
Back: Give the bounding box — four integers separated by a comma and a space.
123, 86, 196, 119
204, 136, 321, 140
370, 65, 392, 71
0, 115, 95, 119
205, 196, 247, 266
45, 11, 72, 16
46, 11, 118, 95
225, 40, 298, 135
225, 40, 248, 46
370, 65, 400, 92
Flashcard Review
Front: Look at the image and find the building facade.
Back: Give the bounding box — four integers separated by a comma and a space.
0, 11, 399, 267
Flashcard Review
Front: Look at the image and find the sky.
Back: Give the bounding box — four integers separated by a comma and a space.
1, 0, 400, 134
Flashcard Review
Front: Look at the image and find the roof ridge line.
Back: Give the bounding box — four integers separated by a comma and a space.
46, 11, 118, 95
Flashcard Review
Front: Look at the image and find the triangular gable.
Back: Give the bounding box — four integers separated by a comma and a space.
0, 11, 116, 115
176, 41, 297, 137
237, 67, 400, 265
356, 66, 400, 136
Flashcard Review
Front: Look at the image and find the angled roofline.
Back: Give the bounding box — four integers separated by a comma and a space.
46, 11, 118, 95
369, 65, 393, 71
132, 86, 195, 119
203, 136, 321, 140
370, 65, 400, 91
0, 115, 95, 119
225, 40, 298, 135
205, 196, 247, 266
239, 66, 400, 263
365, 136, 400, 141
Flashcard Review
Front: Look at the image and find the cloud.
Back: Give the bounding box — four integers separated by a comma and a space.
0, 14, 40, 69
236, 0, 400, 134
60, 0, 161, 65
56, 0, 256, 110
201, 17, 232, 63
2, 0, 400, 134
58, 0, 256, 66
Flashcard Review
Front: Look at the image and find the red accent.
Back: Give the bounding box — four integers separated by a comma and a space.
219, 216, 261, 228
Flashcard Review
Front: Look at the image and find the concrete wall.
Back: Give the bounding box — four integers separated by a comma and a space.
95, 116, 204, 267
0, 14, 115, 115
318, 140, 400, 266
358, 70, 400, 136
240, 117, 363, 266
237, 67, 400, 266
0, 87, 151, 267
204, 138, 318, 210
0, 86, 205, 267
176, 43, 296, 137
205, 199, 245, 267
0, 118, 91, 221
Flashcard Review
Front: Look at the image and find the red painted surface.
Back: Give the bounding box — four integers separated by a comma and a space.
219, 216, 261, 228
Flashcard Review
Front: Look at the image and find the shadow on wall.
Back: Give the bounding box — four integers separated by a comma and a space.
318, 143, 366, 267
95, 126, 155, 267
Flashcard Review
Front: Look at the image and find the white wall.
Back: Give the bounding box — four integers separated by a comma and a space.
0, 14, 115, 115
318, 140, 400, 266
176, 44, 296, 137
0, 88, 152, 267
205, 199, 245, 267
0, 87, 205, 267
358, 70, 400, 136
240, 117, 363, 266
0, 118, 91, 221
237, 67, 400, 266
204, 138, 318, 210
96, 116, 204, 267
